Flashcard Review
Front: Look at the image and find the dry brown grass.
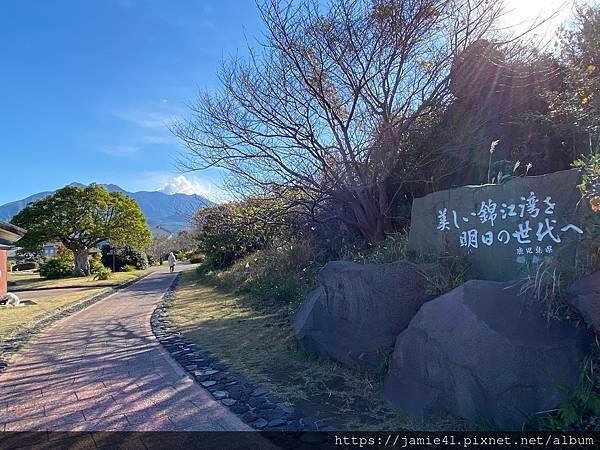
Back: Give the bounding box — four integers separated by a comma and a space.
168, 270, 466, 431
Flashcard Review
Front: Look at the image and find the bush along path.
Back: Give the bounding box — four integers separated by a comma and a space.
150, 276, 338, 433
0, 272, 152, 374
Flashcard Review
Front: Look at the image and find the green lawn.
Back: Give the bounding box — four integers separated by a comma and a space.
168, 270, 466, 431
7, 267, 157, 290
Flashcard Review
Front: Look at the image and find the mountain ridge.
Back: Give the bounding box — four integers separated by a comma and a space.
0, 183, 213, 234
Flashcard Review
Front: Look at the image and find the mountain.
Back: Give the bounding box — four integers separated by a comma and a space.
0, 183, 213, 234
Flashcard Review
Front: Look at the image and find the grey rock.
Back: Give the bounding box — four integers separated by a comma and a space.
206, 383, 223, 392
267, 419, 287, 428
277, 403, 295, 415
241, 411, 257, 423
203, 369, 219, 376
221, 398, 237, 407
251, 388, 268, 397
230, 404, 249, 414
200, 380, 217, 388
384, 279, 592, 429
408, 169, 589, 281
248, 396, 266, 408
253, 419, 268, 430
258, 408, 286, 421
566, 272, 600, 334
293, 260, 436, 369
212, 390, 228, 400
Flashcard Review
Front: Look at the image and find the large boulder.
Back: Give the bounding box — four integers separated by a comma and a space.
384, 280, 592, 429
566, 271, 600, 334
293, 260, 436, 370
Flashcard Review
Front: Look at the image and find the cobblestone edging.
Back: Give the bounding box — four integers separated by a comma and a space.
0, 273, 152, 374
151, 275, 337, 433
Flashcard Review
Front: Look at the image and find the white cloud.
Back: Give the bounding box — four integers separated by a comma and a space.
161, 175, 218, 200
112, 109, 173, 131
100, 145, 138, 157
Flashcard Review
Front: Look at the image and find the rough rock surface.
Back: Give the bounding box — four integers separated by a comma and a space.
408, 169, 588, 281
384, 279, 592, 428
566, 271, 600, 334
293, 260, 436, 369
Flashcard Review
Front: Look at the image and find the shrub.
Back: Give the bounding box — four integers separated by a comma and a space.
57, 244, 75, 265
89, 258, 105, 275
101, 245, 148, 271
339, 232, 409, 264
122, 264, 137, 272
199, 237, 319, 306
12, 261, 38, 271
192, 197, 287, 269
189, 253, 205, 264
92, 266, 112, 281
573, 152, 600, 274
174, 250, 188, 261
39, 259, 73, 279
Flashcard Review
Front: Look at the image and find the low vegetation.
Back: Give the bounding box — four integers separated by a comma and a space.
7, 267, 150, 291
169, 270, 466, 430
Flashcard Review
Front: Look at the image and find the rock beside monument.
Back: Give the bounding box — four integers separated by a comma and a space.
293, 260, 436, 370
384, 279, 591, 429
566, 271, 600, 334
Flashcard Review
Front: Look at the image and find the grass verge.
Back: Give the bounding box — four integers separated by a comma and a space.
7, 267, 157, 291
168, 269, 466, 431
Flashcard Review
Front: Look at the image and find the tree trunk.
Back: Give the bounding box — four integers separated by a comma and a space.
74, 248, 90, 277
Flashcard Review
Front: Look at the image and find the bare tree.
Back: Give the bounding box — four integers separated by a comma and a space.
174, 0, 506, 242
147, 235, 172, 265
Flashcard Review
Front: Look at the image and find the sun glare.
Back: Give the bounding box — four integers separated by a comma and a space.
501, 0, 575, 38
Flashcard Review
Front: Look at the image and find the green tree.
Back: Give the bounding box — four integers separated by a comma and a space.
546, 2, 600, 152
11, 184, 151, 276
192, 196, 287, 268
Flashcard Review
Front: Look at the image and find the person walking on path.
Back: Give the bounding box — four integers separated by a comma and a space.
168, 252, 177, 273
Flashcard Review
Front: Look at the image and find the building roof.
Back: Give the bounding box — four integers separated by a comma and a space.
0, 220, 26, 249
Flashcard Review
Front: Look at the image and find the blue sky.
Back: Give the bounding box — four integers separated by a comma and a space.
0, 0, 263, 204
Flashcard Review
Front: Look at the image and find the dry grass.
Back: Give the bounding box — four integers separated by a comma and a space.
168, 270, 466, 431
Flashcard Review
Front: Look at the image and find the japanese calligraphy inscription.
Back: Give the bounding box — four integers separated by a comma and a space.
408, 170, 589, 281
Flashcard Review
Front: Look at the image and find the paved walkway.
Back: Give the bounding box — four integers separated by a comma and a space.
0, 266, 250, 432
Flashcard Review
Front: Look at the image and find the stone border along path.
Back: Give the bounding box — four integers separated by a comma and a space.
0, 273, 152, 374
151, 274, 339, 433
0, 266, 252, 432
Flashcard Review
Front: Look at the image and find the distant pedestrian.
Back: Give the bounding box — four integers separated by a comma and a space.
168, 252, 177, 273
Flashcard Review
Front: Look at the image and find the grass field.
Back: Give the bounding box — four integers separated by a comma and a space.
168, 270, 465, 431
7, 267, 154, 290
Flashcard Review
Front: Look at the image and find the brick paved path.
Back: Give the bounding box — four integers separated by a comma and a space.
0, 266, 250, 432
